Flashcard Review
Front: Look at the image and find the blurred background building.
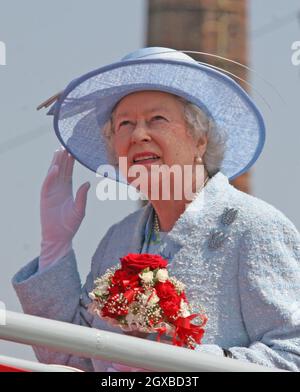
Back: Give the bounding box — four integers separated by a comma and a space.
148, 0, 250, 193
0, 0, 299, 362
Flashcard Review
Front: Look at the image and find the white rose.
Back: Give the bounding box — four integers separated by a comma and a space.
139, 270, 154, 284
156, 268, 169, 282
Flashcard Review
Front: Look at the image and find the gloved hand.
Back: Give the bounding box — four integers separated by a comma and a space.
39, 146, 91, 271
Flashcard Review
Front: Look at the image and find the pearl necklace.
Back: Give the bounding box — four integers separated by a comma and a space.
152, 175, 210, 234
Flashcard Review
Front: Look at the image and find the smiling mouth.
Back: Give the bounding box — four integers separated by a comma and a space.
133, 156, 161, 164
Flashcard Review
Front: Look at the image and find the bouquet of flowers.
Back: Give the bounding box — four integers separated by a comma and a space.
88, 253, 207, 349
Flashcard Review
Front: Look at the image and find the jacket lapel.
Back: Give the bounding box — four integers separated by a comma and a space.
159, 171, 231, 258
157, 172, 233, 318
122, 201, 153, 254
106, 171, 231, 278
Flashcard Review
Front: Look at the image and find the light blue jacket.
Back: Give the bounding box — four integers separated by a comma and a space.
12, 171, 300, 371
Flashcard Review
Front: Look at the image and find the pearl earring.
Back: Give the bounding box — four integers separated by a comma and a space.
195, 155, 203, 164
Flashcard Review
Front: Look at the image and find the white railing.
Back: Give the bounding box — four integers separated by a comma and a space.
0, 310, 283, 372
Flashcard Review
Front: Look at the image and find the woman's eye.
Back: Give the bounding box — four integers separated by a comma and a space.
151, 115, 166, 121
119, 120, 131, 127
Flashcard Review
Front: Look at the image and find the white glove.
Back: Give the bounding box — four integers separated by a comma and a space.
39, 147, 90, 271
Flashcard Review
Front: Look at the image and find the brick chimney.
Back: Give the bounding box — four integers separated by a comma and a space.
147, 0, 251, 193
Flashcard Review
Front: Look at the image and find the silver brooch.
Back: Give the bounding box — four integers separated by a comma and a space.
208, 230, 227, 249
207, 208, 238, 250
221, 207, 238, 226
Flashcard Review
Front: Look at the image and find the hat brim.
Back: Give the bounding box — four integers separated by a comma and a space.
51, 58, 266, 183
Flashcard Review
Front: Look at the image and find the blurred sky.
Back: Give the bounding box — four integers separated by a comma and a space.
0, 0, 299, 362
249, 0, 300, 228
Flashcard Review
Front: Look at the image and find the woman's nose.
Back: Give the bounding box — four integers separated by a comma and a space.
130, 121, 151, 143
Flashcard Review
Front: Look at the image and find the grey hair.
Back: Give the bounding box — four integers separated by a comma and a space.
176, 96, 228, 177
101, 95, 228, 177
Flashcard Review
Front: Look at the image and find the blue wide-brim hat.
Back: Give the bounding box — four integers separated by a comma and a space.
41, 47, 265, 183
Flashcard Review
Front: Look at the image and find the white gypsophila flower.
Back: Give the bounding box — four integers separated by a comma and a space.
147, 292, 160, 305
179, 299, 191, 318
169, 277, 186, 293
94, 273, 111, 285
94, 268, 115, 286
95, 281, 110, 295
156, 268, 169, 282
139, 270, 154, 284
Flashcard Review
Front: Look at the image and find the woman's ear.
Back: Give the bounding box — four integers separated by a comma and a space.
196, 133, 208, 147
196, 134, 208, 155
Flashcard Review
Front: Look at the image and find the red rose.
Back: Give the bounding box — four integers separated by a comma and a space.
160, 299, 180, 318
155, 281, 177, 300
120, 253, 168, 272
155, 281, 182, 318
112, 269, 140, 292
112, 269, 136, 284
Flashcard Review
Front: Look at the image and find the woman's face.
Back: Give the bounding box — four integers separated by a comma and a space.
111, 90, 207, 194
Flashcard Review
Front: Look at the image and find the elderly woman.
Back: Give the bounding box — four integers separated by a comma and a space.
12, 47, 300, 372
